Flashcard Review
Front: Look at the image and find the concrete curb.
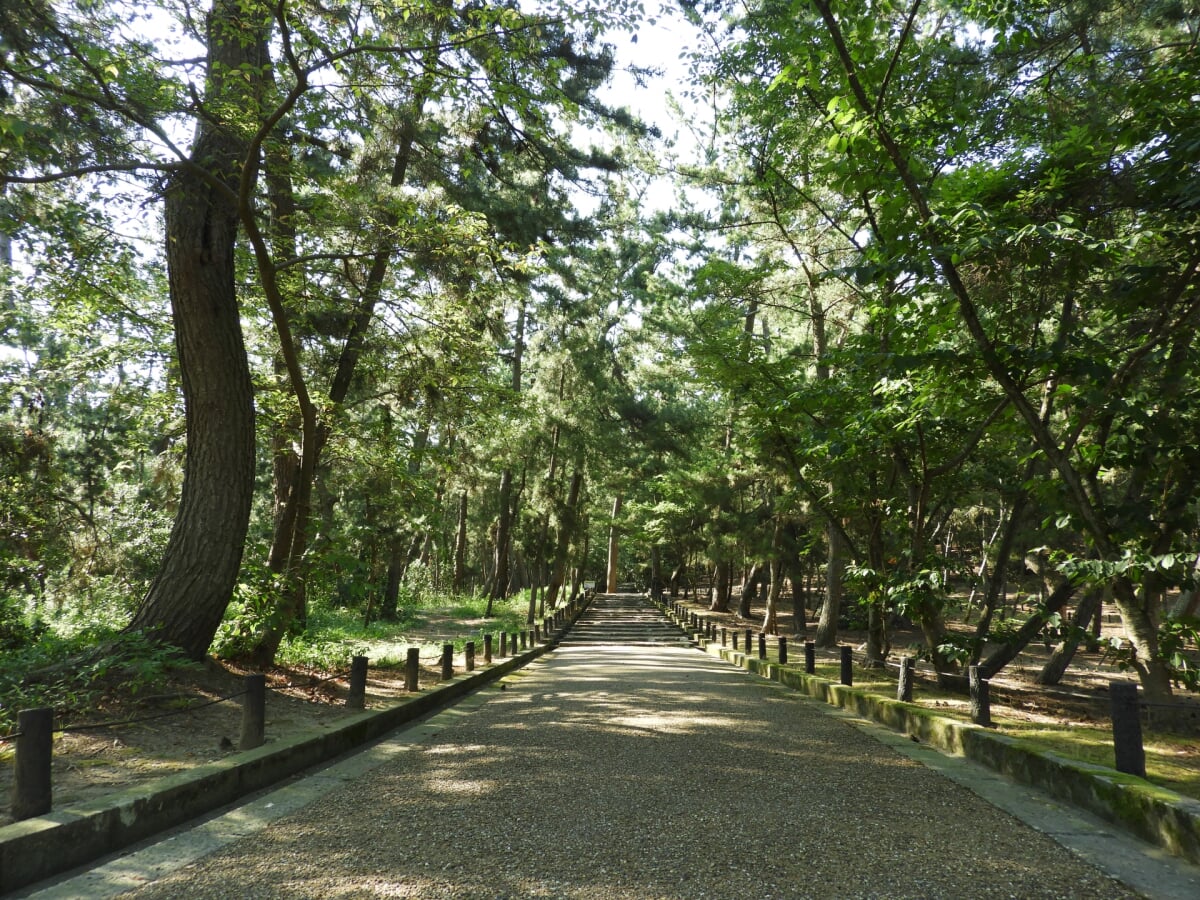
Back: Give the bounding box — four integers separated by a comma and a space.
0, 602, 588, 895
678, 617, 1200, 867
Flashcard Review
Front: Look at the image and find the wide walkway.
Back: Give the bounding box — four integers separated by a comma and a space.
25, 596, 1190, 898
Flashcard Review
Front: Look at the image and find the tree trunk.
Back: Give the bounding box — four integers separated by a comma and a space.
486, 468, 514, 616
1037, 588, 1104, 686
125, 1, 262, 660
739, 562, 763, 619
761, 519, 784, 634
545, 463, 583, 608
710, 559, 731, 612
979, 578, 1079, 678
452, 490, 469, 592
605, 495, 622, 592
790, 559, 807, 634
815, 525, 846, 647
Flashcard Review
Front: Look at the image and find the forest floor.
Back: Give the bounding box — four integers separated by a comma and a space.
2, 597, 1199, 828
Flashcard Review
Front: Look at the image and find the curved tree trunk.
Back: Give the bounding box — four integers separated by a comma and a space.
1037, 588, 1104, 686
125, 1, 263, 660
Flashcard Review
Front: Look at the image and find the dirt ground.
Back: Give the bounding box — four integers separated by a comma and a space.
0, 655, 444, 827
3, 599, 1198, 827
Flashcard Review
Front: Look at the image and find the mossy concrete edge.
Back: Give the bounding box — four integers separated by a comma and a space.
676, 615, 1200, 867
0, 601, 588, 895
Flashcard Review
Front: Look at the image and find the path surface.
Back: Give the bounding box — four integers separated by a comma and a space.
23, 595, 1194, 898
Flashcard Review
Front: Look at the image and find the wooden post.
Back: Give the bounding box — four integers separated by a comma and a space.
240, 674, 266, 751
405, 647, 420, 691
465, 641, 476, 672
1110, 681, 1146, 777
839, 646, 853, 686
534, 625, 541, 644
758, 633, 767, 660
721, 627, 727, 647
779, 637, 788, 665
499, 632, 508, 657
969, 665, 991, 726
346, 655, 368, 709
804, 641, 815, 674
513, 631, 521, 652
745, 629, 753, 655
897, 657, 915, 702
484, 633, 493, 664
732, 631, 739, 650
11, 707, 53, 820
441, 643, 454, 680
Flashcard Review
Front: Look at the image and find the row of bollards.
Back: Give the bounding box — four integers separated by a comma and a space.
664, 600, 1150, 780
7, 598, 588, 823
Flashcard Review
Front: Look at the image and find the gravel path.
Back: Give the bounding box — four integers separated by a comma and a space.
113, 618, 1139, 900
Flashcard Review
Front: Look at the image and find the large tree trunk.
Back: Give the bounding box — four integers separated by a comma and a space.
605, 495, 622, 592
545, 463, 583, 608
738, 562, 763, 619
125, 1, 263, 660
710, 559, 731, 612
815, 525, 846, 647
485, 468, 514, 616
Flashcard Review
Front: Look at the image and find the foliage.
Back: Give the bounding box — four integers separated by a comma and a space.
0, 627, 196, 734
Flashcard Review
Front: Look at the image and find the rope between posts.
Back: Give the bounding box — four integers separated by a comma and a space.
0, 730, 23, 743
55, 688, 250, 735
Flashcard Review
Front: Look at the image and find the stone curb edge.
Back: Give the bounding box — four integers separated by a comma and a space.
0, 601, 589, 895
664, 608, 1200, 867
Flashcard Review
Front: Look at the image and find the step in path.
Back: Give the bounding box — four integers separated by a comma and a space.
23, 594, 1197, 899
558, 591, 693, 646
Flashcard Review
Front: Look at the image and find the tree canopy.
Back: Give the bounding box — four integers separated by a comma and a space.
3, 0, 1199, 700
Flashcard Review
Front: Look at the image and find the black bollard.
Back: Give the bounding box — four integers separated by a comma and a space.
405, 647, 420, 691
721, 628, 727, 647
839, 646, 853, 686
500, 632, 508, 657
11, 707, 53, 820
732, 631, 739, 650
240, 673, 266, 750
969, 665, 991, 727
758, 633, 767, 660
805, 641, 816, 674
779, 637, 788, 665
484, 633, 493, 664
897, 657, 915, 702
1110, 681, 1146, 777
745, 629, 753, 656
346, 655, 368, 709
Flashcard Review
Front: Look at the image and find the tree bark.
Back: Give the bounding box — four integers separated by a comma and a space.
738, 562, 763, 619
544, 462, 583, 608
815, 525, 846, 647
452, 490, 469, 592
710, 559, 731, 612
1037, 588, 1104, 686
486, 468, 514, 616
605, 495, 622, 592
125, 1, 263, 660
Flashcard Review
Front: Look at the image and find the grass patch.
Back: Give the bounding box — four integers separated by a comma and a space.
273, 591, 553, 671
